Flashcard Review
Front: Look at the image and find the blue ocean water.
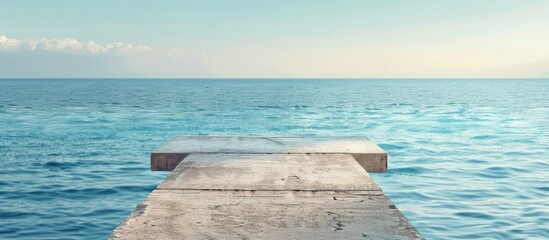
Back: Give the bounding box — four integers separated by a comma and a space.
0, 79, 547, 239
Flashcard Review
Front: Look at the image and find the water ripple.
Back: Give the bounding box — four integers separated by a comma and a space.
0, 78, 548, 239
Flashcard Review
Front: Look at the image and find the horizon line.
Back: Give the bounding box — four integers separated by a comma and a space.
0, 77, 547, 80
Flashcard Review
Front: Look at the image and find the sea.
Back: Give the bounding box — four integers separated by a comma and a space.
0, 78, 547, 239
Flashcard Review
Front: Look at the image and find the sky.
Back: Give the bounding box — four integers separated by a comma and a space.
1, 0, 548, 78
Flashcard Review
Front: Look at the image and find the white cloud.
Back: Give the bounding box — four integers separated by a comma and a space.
0, 35, 151, 55
0, 35, 211, 78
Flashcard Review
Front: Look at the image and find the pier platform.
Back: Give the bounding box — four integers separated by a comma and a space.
110, 136, 422, 239
150, 136, 388, 172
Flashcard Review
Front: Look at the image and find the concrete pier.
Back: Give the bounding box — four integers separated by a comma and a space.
111, 137, 422, 239
150, 136, 388, 172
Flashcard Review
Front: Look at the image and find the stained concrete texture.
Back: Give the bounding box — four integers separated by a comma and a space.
110, 190, 422, 240
157, 154, 380, 191
151, 136, 388, 172
111, 153, 422, 240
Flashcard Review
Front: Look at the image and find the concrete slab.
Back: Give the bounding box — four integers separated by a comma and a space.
151, 136, 388, 172
110, 190, 422, 240
157, 154, 380, 191
112, 138, 421, 239
112, 153, 422, 239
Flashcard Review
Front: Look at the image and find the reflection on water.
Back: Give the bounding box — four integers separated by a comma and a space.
0, 79, 548, 239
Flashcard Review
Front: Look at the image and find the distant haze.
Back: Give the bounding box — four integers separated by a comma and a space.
1, 0, 548, 78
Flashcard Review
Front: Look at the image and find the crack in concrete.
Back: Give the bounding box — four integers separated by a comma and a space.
326, 211, 344, 231
263, 137, 285, 145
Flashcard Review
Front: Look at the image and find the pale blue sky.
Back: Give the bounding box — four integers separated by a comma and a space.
1, 0, 548, 77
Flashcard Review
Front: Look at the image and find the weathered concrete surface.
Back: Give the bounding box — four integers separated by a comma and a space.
151, 136, 388, 172
158, 154, 380, 191
110, 190, 422, 240
112, 153, 422, 239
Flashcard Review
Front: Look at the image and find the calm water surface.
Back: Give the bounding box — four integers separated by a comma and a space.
0, 79, 547, 239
